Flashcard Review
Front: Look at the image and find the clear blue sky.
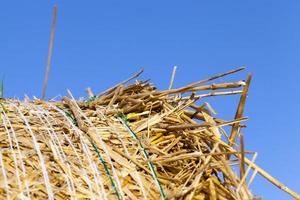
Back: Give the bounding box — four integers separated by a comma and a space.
1, 1, 299, 199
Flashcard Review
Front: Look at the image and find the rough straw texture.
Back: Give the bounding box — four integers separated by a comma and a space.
0, 68, 299, 200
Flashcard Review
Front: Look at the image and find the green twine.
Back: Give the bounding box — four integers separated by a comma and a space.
88, 136, 121, 200
84, 95, 98, 103
117, 113, 166, 200
0, 102, 6, 123
57, 106, 121, 199
56, 106, 77, 126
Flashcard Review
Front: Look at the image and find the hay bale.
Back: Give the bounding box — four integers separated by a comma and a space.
0, 68, 298, 200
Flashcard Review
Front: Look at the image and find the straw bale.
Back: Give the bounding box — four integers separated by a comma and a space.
0, 68, 299, 200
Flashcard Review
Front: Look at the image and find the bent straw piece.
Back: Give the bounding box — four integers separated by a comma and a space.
156, 81, 245, 97
229, 73, 252, 146
168, 67, 245, 91
162, 67, 245, 95
187, 81, 245, 92
180, 90, 243, 100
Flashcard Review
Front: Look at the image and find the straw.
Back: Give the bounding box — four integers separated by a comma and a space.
0, 68, 298, 199
42, 5, 57, 99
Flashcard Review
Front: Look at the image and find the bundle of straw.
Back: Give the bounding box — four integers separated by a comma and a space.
0, 68, 299, 200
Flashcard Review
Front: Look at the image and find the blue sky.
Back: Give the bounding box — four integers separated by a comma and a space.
1, 1, 299, 199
